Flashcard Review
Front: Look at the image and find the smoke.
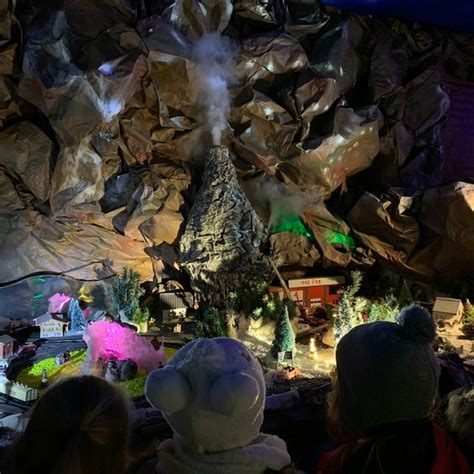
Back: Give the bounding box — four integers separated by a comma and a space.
242, 176, 314, 228
192, 33, 237, 146
98, 62, 115, 76
97, 97, 125, 122
264, 180, 312, 232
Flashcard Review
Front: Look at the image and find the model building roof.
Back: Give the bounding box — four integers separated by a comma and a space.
432, 297, 463, 314
158, 291, 193, 310
33, 313, 69, 326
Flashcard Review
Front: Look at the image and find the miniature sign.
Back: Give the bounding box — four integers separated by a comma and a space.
287, 276, 345, 311
288, 276, 345, 288
277, 350, 294, 369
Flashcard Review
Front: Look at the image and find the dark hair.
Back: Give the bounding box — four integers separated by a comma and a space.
9, 375, 130, 474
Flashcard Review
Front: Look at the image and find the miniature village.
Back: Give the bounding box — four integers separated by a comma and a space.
0, 0, 473, 472
1, 258, 473, 404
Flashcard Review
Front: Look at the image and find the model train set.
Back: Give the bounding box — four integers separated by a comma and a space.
0, 1, 473, 472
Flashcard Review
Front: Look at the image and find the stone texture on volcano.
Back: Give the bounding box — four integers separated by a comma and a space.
180, 146, 272, 307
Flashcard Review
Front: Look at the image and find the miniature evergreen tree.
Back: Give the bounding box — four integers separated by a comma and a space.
234, 280, 269, 319
334, 291, 352, 342
69, 299, 87, 332
111, 267, 144, 322
271, 304, 296, 358
194, 307, 227, 338
334, 271, 363, 343
399, 280, 414, 308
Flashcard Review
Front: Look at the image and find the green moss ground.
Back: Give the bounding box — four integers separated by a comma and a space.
16, 347, 176, 398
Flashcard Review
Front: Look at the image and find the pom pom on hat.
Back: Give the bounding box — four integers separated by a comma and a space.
396, 304, 436, 344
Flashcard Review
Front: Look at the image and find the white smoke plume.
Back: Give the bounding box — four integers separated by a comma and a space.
242, 176, 314, 228
192, 33, 237, 146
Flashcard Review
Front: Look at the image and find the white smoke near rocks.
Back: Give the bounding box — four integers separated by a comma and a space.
242, 176, 313, 227
192, 33, 237, 146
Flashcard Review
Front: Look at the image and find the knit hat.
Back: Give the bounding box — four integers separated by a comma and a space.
336, 305, 440, 436
145, 338, 266, 453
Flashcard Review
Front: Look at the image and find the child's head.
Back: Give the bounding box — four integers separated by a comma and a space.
330, 305, 440, 437
12, 375, 130, 474
145, 337, 265, 453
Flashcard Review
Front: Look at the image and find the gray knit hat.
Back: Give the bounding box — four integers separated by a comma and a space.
336, 305, 440, 436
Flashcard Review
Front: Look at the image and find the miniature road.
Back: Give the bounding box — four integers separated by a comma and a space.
7, 335, 86, 381
2, 333, 185, 413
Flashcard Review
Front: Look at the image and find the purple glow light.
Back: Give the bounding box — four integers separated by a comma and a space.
83, 321, 166, 373
48, 293, 71, 313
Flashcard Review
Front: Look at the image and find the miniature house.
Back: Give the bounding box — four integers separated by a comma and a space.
158, 292, 194, 323
0, 335, 15, 359
432, 298, 464, 325
33, 313, 70, 338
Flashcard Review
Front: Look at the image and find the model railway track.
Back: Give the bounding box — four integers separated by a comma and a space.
0, 393, 31, 411
27, 334, 85, 344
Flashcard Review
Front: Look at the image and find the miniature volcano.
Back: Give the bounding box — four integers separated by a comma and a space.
180, 146, 272, 307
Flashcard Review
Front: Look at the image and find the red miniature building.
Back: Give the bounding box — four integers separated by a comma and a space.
287, 276, 345, 311
269, 276, 345, 314
0, 334, 15, 359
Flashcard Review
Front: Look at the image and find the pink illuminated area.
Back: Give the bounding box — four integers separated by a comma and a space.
83, 321, 166, 373
48, 293, 72, 313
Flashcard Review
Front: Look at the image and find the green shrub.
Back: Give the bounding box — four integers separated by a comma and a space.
194, 307, 227, 338
133, 307, 150, 325
462, 303, 474, 322
368, 292, 399, 323
111, 267, 149, 325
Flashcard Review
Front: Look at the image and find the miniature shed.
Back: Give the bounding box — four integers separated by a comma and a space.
158, 292, 194, 323
33, 313, 70, 338
432, 298, 464, 325
0, 334, 15, 359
